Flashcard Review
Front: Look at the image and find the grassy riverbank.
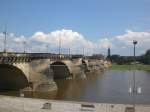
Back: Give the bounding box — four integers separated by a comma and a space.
109, 64, 150, 71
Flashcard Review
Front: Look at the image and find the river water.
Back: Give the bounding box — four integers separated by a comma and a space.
1, 70, 150, 104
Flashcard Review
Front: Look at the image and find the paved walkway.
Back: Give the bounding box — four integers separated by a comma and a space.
0, 95, 150, 112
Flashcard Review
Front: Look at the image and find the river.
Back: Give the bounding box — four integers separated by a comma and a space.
1, 70, 150, 104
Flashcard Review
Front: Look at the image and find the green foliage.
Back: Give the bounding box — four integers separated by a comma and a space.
109, 64, 150, 71
110, 55, 134, 65
110, 49, 150, 65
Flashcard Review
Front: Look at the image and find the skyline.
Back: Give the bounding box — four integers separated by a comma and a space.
0, 0, 150, 56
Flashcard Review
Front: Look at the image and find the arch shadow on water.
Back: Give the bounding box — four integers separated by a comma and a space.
0, 64, 29, 91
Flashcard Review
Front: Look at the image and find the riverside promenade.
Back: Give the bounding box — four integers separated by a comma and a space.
0, 95, 150, 112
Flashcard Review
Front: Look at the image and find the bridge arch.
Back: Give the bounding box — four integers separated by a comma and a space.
0, 64, 29, 90
50, 61, 71, 79
82, 59, 88, 72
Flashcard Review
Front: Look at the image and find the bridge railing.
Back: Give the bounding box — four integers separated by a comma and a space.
0, 52, 88, 61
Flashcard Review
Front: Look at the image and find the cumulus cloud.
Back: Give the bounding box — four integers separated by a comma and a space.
0, 29, 97, 54
14, 36, 27, 43
31, 29, 96, 54
0, 29, 150, 55
98, 38, 113, 49
116, 30, 150, 44
32, 29, 95, 49
0, 33, 26, 52
105, 30, 150, 55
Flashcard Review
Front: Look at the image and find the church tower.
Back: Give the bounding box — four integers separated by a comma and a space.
107, 48, 111, 60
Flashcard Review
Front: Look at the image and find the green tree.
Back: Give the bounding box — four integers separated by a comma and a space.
144, 49, 150, 64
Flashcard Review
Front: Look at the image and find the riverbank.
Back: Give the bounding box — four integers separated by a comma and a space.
0, 95, 150, 112
109, 64, 150, 71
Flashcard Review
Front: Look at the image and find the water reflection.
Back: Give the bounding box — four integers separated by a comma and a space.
1, 70, 150, 104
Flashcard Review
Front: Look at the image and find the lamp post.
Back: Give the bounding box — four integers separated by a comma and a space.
83, 47, 84, 55
23, 41, 26, 53
132, 40, 138, 111
69, 48, 71, 56
133, 40, 138, 92
46, 44, 49, 53
59, 37, 61, 55
3, 31, 7, 53
133, 40, 137, 58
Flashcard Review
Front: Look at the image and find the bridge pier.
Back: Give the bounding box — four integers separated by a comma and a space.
27, 59, 57, 92
28, 81, 57, 92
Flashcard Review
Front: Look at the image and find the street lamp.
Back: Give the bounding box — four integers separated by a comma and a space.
58, 37, 61, 55
46, 44, 49, 53
133, 40, 138, 57
83, 47, 84, 56
69, 48, 71, 56
131, 40, 142, 111
133, 40, 138, 93
23, 41, 26, 53
3, 31, 7, 53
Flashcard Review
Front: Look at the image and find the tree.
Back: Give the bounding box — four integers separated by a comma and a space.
144, 49, 150, 64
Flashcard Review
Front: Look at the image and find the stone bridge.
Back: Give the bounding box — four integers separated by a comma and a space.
50, 58, 89, 79
0, 52, 110, 92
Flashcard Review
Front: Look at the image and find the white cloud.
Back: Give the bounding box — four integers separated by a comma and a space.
98, 38, 113, 49
116, 30, 150, 43
0, 29, 150, 56
106, 30, 150, 55
33, 30, 85, 47
32, 32, 46, 42
31, 29, 96, 54
14, 36, 27, 43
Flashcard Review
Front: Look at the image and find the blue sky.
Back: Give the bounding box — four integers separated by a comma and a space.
0, 0, 150, 55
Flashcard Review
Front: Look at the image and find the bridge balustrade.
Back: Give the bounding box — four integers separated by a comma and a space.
0, 52, 84, 63
0, 56, 32, 64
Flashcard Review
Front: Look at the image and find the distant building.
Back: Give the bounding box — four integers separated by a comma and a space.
107, 48, 111, 60
107, 48, 111, 57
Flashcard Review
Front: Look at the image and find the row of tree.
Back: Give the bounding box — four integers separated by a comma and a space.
107, 49, 150, 65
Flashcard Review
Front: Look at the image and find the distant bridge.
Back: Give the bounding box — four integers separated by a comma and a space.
0, 52, 110, 92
